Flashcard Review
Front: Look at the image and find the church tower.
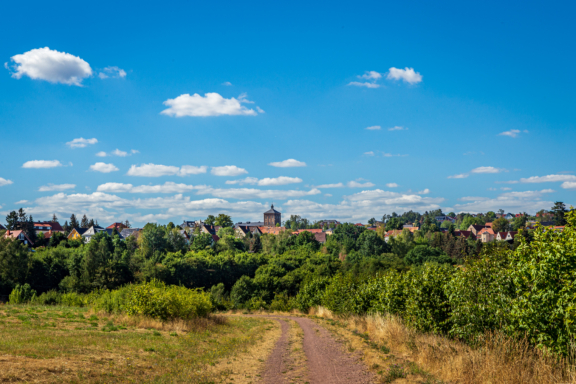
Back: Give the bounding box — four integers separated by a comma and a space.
264, 204, 281, 227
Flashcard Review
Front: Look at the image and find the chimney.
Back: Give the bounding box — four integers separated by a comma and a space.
6, 230, 10, 236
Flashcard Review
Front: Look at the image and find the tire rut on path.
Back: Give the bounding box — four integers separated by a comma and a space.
254, 315, 376, 384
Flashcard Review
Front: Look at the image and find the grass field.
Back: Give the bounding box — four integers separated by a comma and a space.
0, 303, 275, 383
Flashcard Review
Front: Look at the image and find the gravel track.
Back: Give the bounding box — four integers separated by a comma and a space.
253, 315, 376, 384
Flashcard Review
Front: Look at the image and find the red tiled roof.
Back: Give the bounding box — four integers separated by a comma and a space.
292, 228, 323, 234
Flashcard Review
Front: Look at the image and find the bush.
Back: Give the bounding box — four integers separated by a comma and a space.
295, 277, 330, 312
370, 270, 408, 316
31, 290, 62, 305
404, 263, 455, 334
9, 284, 36, 304
122, 280, 212, 320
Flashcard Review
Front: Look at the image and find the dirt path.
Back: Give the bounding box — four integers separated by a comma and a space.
254, 315, 376, 384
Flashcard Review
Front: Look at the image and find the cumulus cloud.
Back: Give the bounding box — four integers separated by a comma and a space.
386, 183, 399, 188
97, 182, 207, 193
471, 166, 506, 174
98, 66, 126, 79
0, 177, 13, 187
39, 183, 75, 192
448, 173, 469, 179
96, 149, 139, 158
96, 151, 107, 157
364, 151, 375, 156
348, 81, 380, 88
268, 159, 306, 168
386, 67, 422, 84
126, 164, 207, 177
499, 129, 528, 138
366, 126, 381, 130
518, 174, 576, 183
161, 93, 260, 117
90, 162, 119, 173
8, 47, 92, 86
22, 160, 62, 169
225, 177, 259, 185
347, 181, 375, 188
211, 166, 248, 177
349, 71, 382, 88
562, 182, 576, 189
417, 188, 430, 195
451, 189, 555, 213
66, 137, 97, 148
197, 187, 321, 200
257, 177, 303, 186
388, 126, 408, 131
222, 81, 232, 86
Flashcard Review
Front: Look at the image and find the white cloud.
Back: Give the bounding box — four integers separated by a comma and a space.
179, 165, 208, 176
448, 173, 469, 179
315, 183, 344, 188
347, 181, 375, 188
366, 126, 381, 130
131, 149, 139, 154
66, 137, 97, 148
382, 153, 408, 157
8, 47, 92, 86
364, 151, 375, 156
97, 182, 206, 194
256, 106, 265, 114
161, 93, 259, 117
198, 187, 320, 200
225, 177, 259, 185
222, 81, 232, 86
388, 126, 408, 131
386, 67, 422, 84
256, 177, 302, 186
417, 188, 430, 195
211, 165, 248, 177
0, 178, 13, 187
237, 92, 254, 104
386, 183, 399, 188
90, 162, 119, 173
111, 149, 128, 157
519, 174, 576, 183
126, 164, 207, 177
325, 194, 332, 197
360, 71, 382, 80
96, 151, 107, 157
501, 187, 512, 191
348, 81, 380, 88
471, 166, 506, 174
459, 196, 490, 201
269, 159, 307, 168
98, 66, 126, 79
561, 182, 576, 189
39, 183, 75, 192
22, 160, 62, 169
451, 189, 556, 213
498, 129, 521, 138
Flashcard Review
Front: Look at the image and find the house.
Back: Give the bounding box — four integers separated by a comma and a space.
3, 230, 34, 246
477, 227, 495, 243
82, 225, 106, 242
258, 226, 286, 235
504, 213, 515, 220
292, 228, 324, 235
235, 225, 262, 238
120, 228, 142, 239
0, 224, 5, 230
34, 221, 64, 234
453, 230, 475, 240
496, 231, 518, 241
179, 230, 190, 243
68, 228, 88, 241
317, 220, 340, 228
435, 216, 455, 223
107, 222, 128, 231
515, 213, 525, 218
384, 229, 404, 242
468, 224, 489, 236
324, 228, 335, 235
200, 224, 222, 236
314, 232, 327, 244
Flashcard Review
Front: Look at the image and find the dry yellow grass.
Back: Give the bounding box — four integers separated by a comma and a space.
311, 306, 576, 384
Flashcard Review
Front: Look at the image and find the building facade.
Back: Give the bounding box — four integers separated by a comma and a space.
264, 205, 281, 227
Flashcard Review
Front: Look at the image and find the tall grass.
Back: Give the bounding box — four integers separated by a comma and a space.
311, 307, 576, 384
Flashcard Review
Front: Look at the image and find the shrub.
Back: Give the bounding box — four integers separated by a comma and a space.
31, 290, 62, 305
122, 280, 212, 320
9, 284, 36, 304
295, 277, 330, 312
370, 270, 408, 316
230, 275, 255, 308
404, 263, 455, 334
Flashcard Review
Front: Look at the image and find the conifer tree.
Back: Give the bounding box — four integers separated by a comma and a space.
69, 214, 79, 229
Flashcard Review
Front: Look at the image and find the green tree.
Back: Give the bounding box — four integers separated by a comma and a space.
205, 215, 216, 225
385, 217, 403, 231
217, 227, 235, 238
26, 216, 37, 246
492, 217, 510, 233
80, 215, 89, 228
512, 215, 527, 231
355, 230, 390, 258
139, 223, 167, 257
405, 245, 452, 265
485, 211, 496, 221
5, 211, 18, 230
191, 233, 213, 251
215, 214, 233, 227
51, 214, 58, 223
552, 201, 568, 226
69, 214, 79, 229
368, 218, 376, 226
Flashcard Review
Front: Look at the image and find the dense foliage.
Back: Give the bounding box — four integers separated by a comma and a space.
1, 208, 575, 355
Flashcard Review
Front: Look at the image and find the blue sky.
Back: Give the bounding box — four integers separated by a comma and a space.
1, 0, 575, 226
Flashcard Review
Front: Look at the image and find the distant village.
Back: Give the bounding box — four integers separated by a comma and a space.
1, 203, 569, 248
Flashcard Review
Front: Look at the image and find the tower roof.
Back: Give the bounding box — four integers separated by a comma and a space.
264, 204, 280, 214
